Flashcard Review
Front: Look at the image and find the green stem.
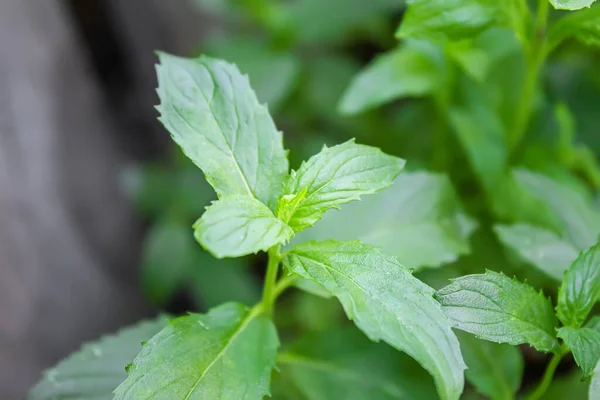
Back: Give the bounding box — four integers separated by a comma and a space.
525, 347, 569, 400
261, 245, 281, 315
273, 275, 296, 300
510, 0, 550, 150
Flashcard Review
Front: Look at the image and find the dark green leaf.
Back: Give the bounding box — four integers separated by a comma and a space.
141, 220, 196, 305
436, 271, 559, 353
194, 196, 294, 258
28, 317, 168, 400
114, 303, 278, 400
549, 5, 600, 48
293, 171, 476, 270
494, 224, 580, 281
278, 140, 405, 232
189, 254, 261, 309
457, 331, 523, 400
278, 328, 437, 400
557, 244, 600, 327
156, 53, 288, 209
283, 240, 466, 400
557, 327, 600, 377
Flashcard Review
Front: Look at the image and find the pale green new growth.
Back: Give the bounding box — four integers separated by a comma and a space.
283, 240, 466, 400
550, 0, 597, 10
338, 42, 441, 115
114, 303, 278, 400
494, 224, 580, 281
278, 140, 405, 232
457, 331, 523, 400
29, 317, 168, 400
557, 244, 600, 327
436, 271, 559, 353
293, 171, 476, 270
156, 53, 288, 210
397, 0, 494, 42
194, 197, 294, 258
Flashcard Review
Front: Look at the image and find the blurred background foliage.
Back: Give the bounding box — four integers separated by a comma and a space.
125, 0, 600, 398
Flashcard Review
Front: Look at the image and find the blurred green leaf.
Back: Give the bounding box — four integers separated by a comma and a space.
195, 197, 294, 258
284, 240, 466, 400
538, 371, 589, 399
549, 5, 600, 47
558, 327, 600, 377
279, 327, 437, 400
203, 36, 300, 111
189, 253, 261, 309
397, 0, 495, 42
114, 303, 278, 399
141, 220, 196, 305
436, 271, 559, 353
339, 41, 444, 115
557, 244, 600, 327
457, 331, 523, 400
28, 316, 168, 400
515, 168, 600, 250
156, 53, 288, 209
293, 171, 476, 270
285, 0, 402, 45
494, 224, 580, 281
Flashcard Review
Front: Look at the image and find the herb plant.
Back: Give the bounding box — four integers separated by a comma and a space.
27, 0, 600, 399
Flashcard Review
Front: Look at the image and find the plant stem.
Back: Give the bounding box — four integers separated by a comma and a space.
510, 0, 549, 150
525, 347, 569, 400
261, 245, 281, 315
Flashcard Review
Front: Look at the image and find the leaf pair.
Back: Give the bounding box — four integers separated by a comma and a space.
157, 53, 404, 259
438, 243, 600, 386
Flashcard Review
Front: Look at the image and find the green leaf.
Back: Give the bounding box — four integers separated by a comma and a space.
549, 0, 597, 10
156, 53, 288, 210
549, 5, 600, 48
557, 244, 600, 327
515, 169, 600, 250
292, 171, 476, 270
457, 331, 523, 400
278, 140, 405, 232
278, 328, 438, 400
557, 327, 600, 377
494, 224, 580, 281
338, 42, 443, 115
285, 0, 402, 45
283, 240, 466, 400
436, 271, 559, 353
141, 220, 196, 305
397, 0, 495, 42
114, 303, 278, 400
28, 316, 168, 400
194, 196, 294, 258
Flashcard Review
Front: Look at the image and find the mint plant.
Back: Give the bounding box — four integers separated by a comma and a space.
27, 0, 600, 398
120, 53, 467, 399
